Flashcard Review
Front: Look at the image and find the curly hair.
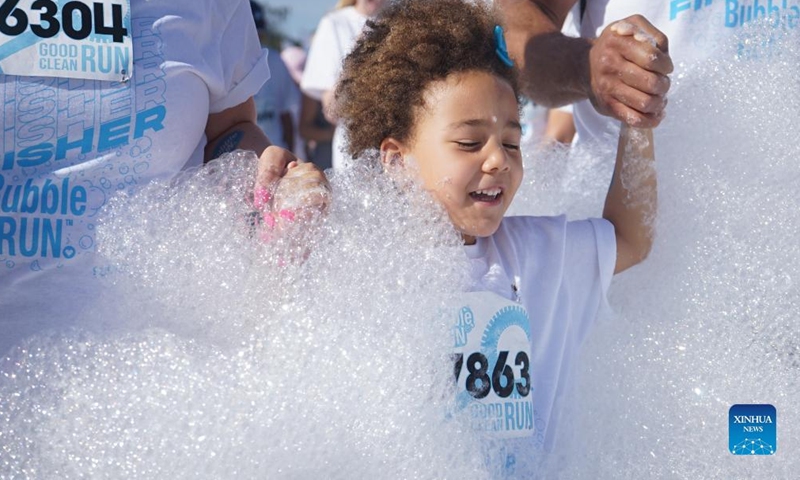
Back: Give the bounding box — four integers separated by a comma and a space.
334, 0, 520, 158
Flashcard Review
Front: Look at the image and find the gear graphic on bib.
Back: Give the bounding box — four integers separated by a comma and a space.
481, 304, 531, 356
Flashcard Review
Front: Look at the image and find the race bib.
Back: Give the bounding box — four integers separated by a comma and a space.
452, 291, 534, 439
0, 0, 132, 82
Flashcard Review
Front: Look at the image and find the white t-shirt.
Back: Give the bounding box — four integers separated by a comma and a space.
0, 0, 269, 355
453, 215, 615, 469
254, 48, 298, 150
567, 0, 789, 146
300, 6, 368, 169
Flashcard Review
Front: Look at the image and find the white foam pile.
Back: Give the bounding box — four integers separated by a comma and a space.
1, 21, 798, 480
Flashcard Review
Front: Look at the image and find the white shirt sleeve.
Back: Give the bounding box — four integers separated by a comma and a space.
204, 0, 271, 113
564, 218, 616, 345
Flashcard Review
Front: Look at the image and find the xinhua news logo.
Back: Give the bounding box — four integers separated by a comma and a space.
729, 404, 776, 455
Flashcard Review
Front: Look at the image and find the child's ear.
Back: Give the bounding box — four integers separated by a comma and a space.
379, 138, 407, 171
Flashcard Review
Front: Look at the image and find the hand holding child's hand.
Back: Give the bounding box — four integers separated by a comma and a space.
588, 15, 673, 128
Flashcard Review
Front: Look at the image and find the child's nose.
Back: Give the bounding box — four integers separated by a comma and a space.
482, 143, 511, 173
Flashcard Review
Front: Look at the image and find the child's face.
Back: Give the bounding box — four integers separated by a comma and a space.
385, 70, 523, 245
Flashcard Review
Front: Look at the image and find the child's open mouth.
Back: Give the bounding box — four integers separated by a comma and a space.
469, 188, 503, 202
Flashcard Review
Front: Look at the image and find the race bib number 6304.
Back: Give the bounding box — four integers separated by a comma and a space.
0, 0, 132, 81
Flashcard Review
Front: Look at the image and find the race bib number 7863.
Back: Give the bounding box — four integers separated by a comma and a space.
452, 291, 535, 439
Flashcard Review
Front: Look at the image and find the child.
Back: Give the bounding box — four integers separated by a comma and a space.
333, 0, 656, 469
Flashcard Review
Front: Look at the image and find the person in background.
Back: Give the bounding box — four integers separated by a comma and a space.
251, 1, 298, 152
282, 45, 335, 171
280, 46, 309, 160
301, 0, 386, 170
544, 106, 577, 145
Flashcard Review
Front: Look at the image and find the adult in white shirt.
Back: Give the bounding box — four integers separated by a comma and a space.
0, 0, 326, 356
301, 0, 386, 169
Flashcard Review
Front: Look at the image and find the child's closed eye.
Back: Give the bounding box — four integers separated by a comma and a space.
454, 141, 482, 150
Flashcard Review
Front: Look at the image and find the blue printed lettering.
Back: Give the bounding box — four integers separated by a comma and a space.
41, 180, 59, 215
92, 45, 130, 75
19, 218, 39, 257
133, 17, 167, 112
2, 153, 13, 171
755, 0, 767, 18
134, 106, 166, 138
0, 176, 86, 217
81, 45, 96, 72
671, 0, 692, 20
2, 105, 166, 170
1, 184, 21, 213
0, 217, 16, 256
18, 143, 54, 167
505, 402, 515, 431
98, 117, 130, 151
0, 216, 63, 258
16, 85, 56, 147
55, 127, 94, 161
726, 0, 799, 28
41, 217, 62, 257
21, 180, 39, 214
671, 0, 713, 20
70, 185, 86, 216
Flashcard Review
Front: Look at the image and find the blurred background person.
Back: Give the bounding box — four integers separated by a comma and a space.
543, 106, 577, 145
301, 0, 386, 169
282, 45, 335, 170
280, 45, 313, 160
251, 1, 298, 151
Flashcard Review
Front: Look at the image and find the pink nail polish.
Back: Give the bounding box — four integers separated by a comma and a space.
253, 187, 271, 209
263, 212, 276, 229
278, 209, 295, 222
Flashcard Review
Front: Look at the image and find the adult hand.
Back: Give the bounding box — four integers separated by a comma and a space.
588, 15, 673, 128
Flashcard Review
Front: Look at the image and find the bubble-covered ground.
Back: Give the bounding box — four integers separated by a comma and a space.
2, 23, 799, 480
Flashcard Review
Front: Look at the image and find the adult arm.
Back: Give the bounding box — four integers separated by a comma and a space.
496, 0, 673, 128
602, 125, 656, 274
204, 97, 316, 200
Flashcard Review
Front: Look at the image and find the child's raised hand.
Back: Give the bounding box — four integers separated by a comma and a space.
253, 147, 330, 243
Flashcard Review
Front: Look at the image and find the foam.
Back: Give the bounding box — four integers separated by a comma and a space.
0, 157, 497, 479
1, 21, 798, 479
512, 22, 800, 478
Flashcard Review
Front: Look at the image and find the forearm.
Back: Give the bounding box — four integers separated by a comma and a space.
602, 125, 656, 273
204, 97, 272, 162
205, 121, 272, 162
496, 0, 590, 107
